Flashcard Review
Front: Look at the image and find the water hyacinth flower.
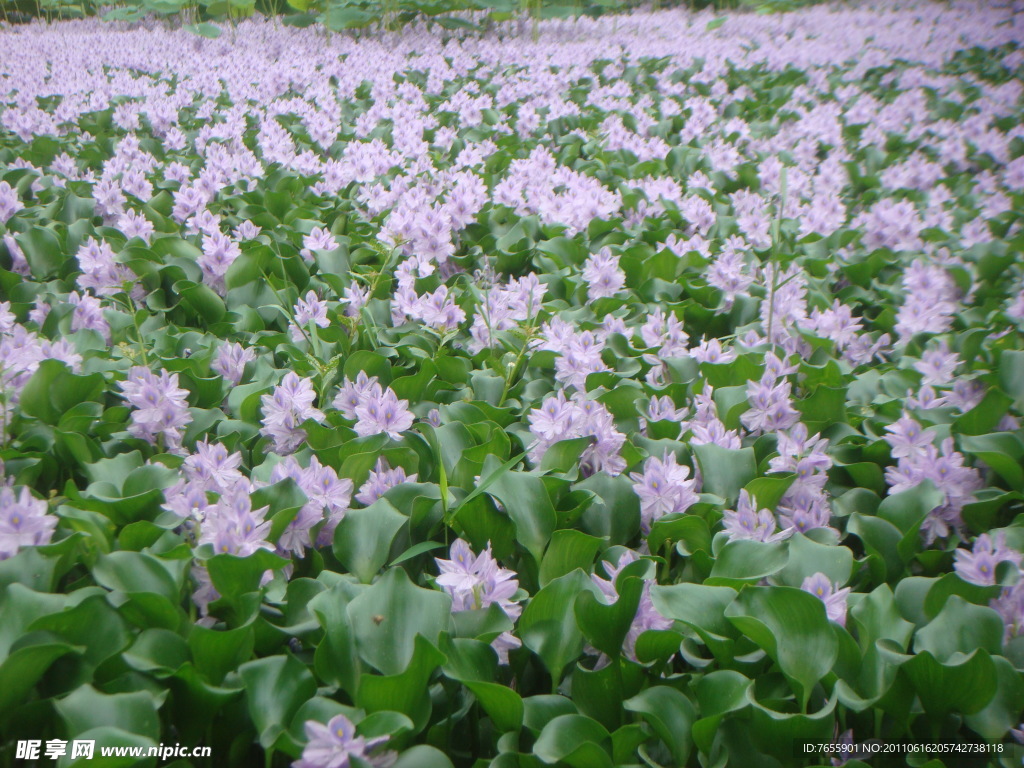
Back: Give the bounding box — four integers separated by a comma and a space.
582, 247, 625, 301
801, 572, 850, 627
212, 341, 256, 386
356, 458, 417, 506
293, 714, 395, 768
630, 451, 699, 534
992, 581, 1024, 644
954, 533, 1022, 586
0, 486, 57, 559
118, 366, 193, 454
289, 290, 330, 343
260, 372, 325, 455
435, 539, 522, 663
300, 226, 339, 263
721, 490, 792, 543
527, 391, 626, 477
351, 386, 414, 441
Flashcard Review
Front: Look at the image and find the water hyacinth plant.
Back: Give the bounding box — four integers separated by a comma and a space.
0, 0, 1023, 766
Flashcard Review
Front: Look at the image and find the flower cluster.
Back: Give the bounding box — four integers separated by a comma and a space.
118, 366, 193, 454
435, 539, 522, 663
332, 373, 414, 441
261, 373, 325, 455
528, 391, 626, 476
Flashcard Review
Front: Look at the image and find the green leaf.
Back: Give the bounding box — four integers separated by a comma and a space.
709, 539, 789, 584
0, 641, 81, 716
574, 563, 646, 659
913, 596, 1005, 662
333, 499, 406, 583
175, 280, 226, 323
692, 670, 751, 754
724, 586, 838, 710
648, 513, 711, 557
624, 686, 696, 766
896, 648, 998, 718
540, 529, 602, 586
205, 548, 289, 601
187, 624, 254, 685
309, 585, 361, 694
92, 550, 184, 603
520, 570, 600, 685
347, 567, 452, 676
238, 654, 317, 747
440, 636, 523, 732
777, 534, 853, 588
55, 685, 162, 741
650, 582, 739, 659
539, 437, 593, 474
14, 227, 63, 279
356, 634, 445, 732
964, 655, 1024, 740
692, 443, 756, 504
484, 459, 556, 563
19, 360, 104, 425
185, 21, 222, 37
960, 433, 1024, 490
391, 746, 455, 768
876, 481, 944, 533
533, 714, 612, 768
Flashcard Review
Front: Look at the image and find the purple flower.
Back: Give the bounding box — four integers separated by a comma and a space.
954, 533, 1021, 586
630, 452, 699, 534
76, 237, 134, 296
435, 539, 522, 663
332, 372, 382, 420
582, 247, 625, 301
212, 342, 256, 386
914, 339, 959, 385
183, 438, 244, 492
801, 572, 850, 627
260, 373, 325, 455
356, 458, 417, 506
0, 486, 57, 559
300, 227, 339, 263
0, 181, 24, 224
198, 232, 241, 295
741, 375, 800, 434
883, 415, 934, 459
527, 392, 626, 477
290, 290, 330, 343
293, 714, 395, 768
353, 387, 414, 441
67, 291, 110, 343
992, 581, 1024, 644
721, 490, 792, 543
118, 366, 193, 453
